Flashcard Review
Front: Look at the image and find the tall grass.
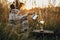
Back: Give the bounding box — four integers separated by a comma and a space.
0, 3, 60, 40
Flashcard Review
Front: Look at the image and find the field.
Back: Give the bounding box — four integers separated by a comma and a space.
0, 3, 60, 40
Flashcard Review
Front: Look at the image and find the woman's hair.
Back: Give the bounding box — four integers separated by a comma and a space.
18, 3, 24, 9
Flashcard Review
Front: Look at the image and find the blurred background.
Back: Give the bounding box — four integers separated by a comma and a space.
0, 0, 60, 40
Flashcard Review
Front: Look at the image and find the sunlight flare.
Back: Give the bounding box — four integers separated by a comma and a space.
8, 0, 60, 10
